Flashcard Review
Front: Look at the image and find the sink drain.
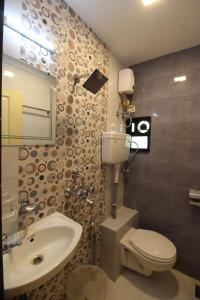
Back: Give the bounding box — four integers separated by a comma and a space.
31, 255, 44, 265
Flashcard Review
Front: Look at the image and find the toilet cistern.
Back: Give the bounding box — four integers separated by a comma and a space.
102, 132, 131, 164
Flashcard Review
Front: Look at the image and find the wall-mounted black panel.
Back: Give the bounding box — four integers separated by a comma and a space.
126, 116, 151, 153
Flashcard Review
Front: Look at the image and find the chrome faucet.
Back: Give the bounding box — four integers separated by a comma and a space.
2, 233, 22, 254
72, 168, 84, 184
65, 185, 94, 200
19, 199, 38, 216
65, 169, 95, 202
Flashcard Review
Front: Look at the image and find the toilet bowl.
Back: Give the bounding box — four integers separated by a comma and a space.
120, 228, 177, 276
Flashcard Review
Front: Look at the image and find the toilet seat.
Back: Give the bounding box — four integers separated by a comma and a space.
129, 229, 176, 263
120, 228, 177, 276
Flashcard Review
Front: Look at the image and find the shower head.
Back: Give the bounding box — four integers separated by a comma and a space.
74, 69, 108, 94
83, 69, 108, 94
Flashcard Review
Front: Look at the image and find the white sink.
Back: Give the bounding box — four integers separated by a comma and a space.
3, 212, 82, 297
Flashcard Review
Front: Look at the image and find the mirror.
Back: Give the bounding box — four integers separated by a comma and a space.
2, 54, 56, 145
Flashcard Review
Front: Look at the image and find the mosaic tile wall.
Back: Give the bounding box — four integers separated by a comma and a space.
11, 0, 109, 299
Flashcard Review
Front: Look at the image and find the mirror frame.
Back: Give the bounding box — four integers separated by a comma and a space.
2, 54, 56, 145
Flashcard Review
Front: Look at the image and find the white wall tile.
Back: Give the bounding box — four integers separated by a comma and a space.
2, 146, 18, 180
2, 178, 18, 195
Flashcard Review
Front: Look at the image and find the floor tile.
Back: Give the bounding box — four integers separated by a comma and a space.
105, 268, 197, 300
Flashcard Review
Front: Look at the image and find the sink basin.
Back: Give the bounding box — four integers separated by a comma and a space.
3, 212, 82, 297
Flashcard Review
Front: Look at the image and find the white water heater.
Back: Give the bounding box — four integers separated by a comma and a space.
102, 132, 131, 164
118, 68, 135, 95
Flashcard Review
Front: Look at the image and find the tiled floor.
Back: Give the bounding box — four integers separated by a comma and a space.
106, 268, 198, 300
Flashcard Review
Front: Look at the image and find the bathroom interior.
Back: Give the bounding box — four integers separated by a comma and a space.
1, 0, 200, 299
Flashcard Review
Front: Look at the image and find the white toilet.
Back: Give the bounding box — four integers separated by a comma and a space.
120, 228, 177, 276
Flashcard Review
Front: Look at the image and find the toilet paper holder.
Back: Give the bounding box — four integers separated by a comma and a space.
189, 188, 200, 207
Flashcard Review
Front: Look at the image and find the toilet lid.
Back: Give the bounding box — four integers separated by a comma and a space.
129, 229, 176, 262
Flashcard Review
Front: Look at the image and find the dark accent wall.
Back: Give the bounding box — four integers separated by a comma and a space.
125, 46, 200, 280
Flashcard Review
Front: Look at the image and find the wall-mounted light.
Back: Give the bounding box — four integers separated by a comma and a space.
3, 70, 15, 78
174, 75, 187, 82
4, 16, 54, 54
143, 0, 159, 6
152, 113, 158, 118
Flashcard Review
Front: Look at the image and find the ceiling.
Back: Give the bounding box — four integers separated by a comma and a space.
67, 0, 200, 66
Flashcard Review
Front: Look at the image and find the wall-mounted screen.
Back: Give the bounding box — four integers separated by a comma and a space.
126, 116, 151, 153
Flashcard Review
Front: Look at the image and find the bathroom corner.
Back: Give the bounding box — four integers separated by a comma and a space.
1, 0, 200, 300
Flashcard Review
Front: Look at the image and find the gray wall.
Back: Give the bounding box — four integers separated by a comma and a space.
124, 46, 200, 280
